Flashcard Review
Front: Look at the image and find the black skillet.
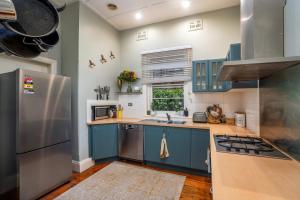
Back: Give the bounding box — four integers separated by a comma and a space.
23, 31, 59, 52
0, 25, 41, 58
2, 0, 59, 38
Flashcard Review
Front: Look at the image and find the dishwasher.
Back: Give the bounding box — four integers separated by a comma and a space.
118, 124, 144, 161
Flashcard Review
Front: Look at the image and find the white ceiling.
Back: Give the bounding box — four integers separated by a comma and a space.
78, 0, 240, 30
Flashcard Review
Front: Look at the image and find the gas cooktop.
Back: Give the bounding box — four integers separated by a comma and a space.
214, 134, 290, 159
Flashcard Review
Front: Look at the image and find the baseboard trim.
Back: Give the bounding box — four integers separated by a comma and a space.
72, 158, 95, 173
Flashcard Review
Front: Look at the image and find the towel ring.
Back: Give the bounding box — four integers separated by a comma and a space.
163, 133, 166, 138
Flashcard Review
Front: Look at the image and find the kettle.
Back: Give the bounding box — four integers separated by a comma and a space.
0, 0, 16, 21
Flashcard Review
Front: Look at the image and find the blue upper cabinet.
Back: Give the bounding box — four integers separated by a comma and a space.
225, 43, 258, 89
193, 59, 229, 92
209, 59, 229, 92
192, 60, 209, 92
226, 43, 241, 61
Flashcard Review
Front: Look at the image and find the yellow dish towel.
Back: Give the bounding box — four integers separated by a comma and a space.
160, 135, 169, 159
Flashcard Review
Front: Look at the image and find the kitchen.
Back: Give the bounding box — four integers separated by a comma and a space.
0, 0, 300, 200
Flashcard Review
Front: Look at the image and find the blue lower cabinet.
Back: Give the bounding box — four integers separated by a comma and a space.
191, 129, 210, 171
90, 124, 118, 160
144, 126, 167, 164
165, 127, 191, 168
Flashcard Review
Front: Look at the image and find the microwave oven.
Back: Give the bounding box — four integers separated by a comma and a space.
91, 105, 116, 121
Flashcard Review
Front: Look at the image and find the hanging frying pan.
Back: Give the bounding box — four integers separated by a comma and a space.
2, 0, 59, 38
23, 31, 59, 52
0, 25, 41, 58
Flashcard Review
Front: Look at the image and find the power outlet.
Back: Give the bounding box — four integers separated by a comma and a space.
128, 103, 133, 107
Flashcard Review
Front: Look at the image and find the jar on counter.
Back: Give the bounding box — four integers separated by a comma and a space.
235, 112, 246, 128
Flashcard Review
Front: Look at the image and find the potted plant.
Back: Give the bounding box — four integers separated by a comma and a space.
118, 70, 138, 93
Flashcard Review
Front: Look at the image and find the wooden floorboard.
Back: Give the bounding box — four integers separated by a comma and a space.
40, 161, 212, 200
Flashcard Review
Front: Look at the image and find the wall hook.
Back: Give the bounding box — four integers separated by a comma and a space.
89, 59, 96, 68
110, 51, 115, 60
100, 54, 107, 64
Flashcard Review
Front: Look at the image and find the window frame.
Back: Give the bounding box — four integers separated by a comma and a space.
149, 82, 185, 114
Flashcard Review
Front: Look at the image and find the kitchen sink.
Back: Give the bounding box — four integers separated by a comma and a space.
139, 119, 186, 124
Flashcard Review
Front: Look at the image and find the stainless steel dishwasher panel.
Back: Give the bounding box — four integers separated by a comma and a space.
118, 124, 144, 161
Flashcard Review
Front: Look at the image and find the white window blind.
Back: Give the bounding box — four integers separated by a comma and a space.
141, 46, 192, 84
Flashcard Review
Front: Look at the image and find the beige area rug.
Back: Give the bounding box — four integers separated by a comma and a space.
55, 161, 186, 200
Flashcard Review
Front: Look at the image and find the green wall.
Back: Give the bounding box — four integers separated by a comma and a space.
60, 2, 121, 161
61, 2, 80, 161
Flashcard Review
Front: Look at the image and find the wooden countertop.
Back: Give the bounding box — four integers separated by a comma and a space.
88, 118, 300, 200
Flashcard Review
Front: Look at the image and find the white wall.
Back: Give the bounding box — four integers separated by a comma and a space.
284, 0, 300, 56
61, 2, 80, 161
60, 2, 121, 162
77, 3, 121, 161
0, 55, 52, 74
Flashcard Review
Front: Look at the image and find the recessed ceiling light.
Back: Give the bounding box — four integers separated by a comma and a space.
135, 12, 143, 20
181, 0, 191, 9
107, 3, 118, 11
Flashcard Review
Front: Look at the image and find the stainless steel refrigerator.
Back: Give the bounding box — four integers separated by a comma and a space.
0, 69, 72, 200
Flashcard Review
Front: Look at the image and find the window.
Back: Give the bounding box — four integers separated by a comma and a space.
151, 83, 184, 112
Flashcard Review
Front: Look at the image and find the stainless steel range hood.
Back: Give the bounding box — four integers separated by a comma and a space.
219, 0, 290, 81
219, 56, 300, 81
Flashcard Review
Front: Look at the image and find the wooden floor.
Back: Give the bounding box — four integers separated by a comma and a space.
40, 161, 212, 200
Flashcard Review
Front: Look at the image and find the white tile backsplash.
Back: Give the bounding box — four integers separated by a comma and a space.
241, 88, 260, 135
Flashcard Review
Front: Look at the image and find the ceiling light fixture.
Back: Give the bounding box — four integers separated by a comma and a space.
135, 12, 143, 20
181, 0, 191, 9
107, 3, 118, 11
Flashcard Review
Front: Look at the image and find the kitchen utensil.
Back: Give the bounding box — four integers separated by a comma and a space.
2, 0, 59, 37
0, 26, 41, 58
104, 86, 110, 100
0, 0, 17, 21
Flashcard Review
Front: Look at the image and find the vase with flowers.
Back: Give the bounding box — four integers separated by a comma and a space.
118, 70, 138, 93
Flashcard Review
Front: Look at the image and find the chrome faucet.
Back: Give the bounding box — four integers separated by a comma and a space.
166, 113, 171, 123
